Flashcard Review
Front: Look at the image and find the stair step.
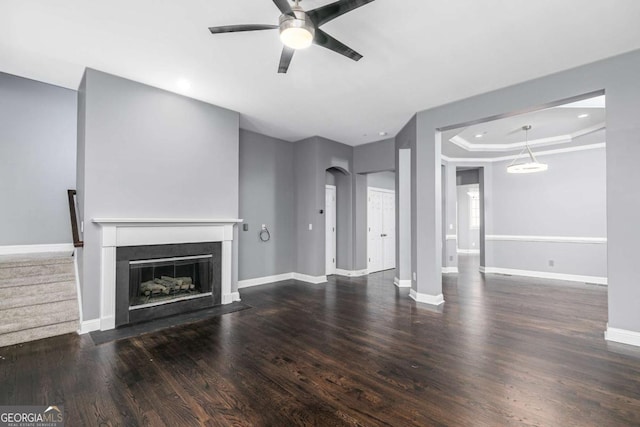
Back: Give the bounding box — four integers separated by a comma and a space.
0, 252, 73, 268
0, 299, 79, 336
0, 262, 74, 281
0, 272, 76, 289
0, 251, 79, 347
0, 321, 78, 348
0, 281, 77, 310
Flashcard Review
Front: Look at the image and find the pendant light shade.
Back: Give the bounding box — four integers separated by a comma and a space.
507, 125, 548, 174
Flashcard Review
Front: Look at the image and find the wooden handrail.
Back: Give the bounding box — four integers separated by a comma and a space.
67, 189, 84, 248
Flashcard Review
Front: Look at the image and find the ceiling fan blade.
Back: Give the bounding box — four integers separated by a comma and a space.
272, 0, 296, 17
278, 46, 295, 73
307, 0, 375, 27
313, 29, 362, 61
209, 24, 278, 34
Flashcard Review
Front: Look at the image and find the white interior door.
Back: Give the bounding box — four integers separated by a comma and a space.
368, 188, 395, 273
382, 192, 396, 270
325, 185, 337, 275
368, 189, 383, 273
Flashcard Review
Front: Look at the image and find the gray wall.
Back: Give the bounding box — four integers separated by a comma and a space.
488, 147, 607, 277
78, 69, 239, 320
367, 171, 395, 190
0, 72, 77, 245
295, 137, 354, 276
354, 139, 396, 271
239, 130, 294, 280
354, 138, 394, 173
408, 49, 640, 334
457, 169, 480, 185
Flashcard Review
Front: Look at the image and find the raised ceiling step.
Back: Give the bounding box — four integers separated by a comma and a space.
0, 252, 79, 348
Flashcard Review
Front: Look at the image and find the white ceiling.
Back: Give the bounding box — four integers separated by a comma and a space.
442, 95, 606, 159
2, 1, 639, 146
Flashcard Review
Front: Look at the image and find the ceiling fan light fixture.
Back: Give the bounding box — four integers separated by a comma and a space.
280, 27, 314, 49
507, 125, 548, 174
279, 12, 315, 50
507, 162, 549, 174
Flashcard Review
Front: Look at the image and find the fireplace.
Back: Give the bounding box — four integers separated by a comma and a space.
93, 218, 241, 331
129, 255, 212, 308
115, 242, 221, 326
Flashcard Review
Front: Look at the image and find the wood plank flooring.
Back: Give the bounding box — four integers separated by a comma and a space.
2, 255, 640, 426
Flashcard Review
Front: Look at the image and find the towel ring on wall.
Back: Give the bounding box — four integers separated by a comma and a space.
259, 226, 271, 242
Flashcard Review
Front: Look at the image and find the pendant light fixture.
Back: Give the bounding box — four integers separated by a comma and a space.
507, 125, 548, 174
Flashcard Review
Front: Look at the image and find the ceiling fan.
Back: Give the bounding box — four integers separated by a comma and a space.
208, 0, 375, 73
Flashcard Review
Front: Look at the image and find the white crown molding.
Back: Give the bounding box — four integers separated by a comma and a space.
486, 235, 607, 244
449, 122, 604, 152
335, 269, 369, 277
238, 273, 294, 289
409, 289, 445, 306
442, 267, 459, 274
394, 277, 411, 288
0, 243, 75, 255
293, 273, 327, 284
481, 266, 607, 285
442, 142, 606, 163
605, 325, 640, 347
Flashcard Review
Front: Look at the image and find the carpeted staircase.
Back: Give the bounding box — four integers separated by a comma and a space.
0, 252, 79, 347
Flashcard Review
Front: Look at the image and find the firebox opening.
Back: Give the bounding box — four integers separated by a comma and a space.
129, 255, 213, 309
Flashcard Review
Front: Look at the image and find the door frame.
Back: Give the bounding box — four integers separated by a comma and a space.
367, 186, 396, 273
325, 185, 337, 275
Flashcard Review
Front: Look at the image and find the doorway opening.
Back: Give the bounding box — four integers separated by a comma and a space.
367, 171, 396, 274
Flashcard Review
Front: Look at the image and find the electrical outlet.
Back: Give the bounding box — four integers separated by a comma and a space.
308, 223, 313, 231
242, 224, 249, 231
549, 260, 555, 267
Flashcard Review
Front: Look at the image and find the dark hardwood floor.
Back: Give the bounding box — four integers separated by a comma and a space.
2, 255, 640, 426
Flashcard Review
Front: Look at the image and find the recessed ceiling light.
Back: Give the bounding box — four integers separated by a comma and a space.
578, 113, 589, 119
176, 78, 191, 91
475, 133, 484, 138
379, 131, 388, 137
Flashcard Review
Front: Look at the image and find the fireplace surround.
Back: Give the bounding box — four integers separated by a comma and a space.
93, 218, 242, 331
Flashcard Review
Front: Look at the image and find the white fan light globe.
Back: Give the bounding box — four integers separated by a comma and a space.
280, 27, 313, 49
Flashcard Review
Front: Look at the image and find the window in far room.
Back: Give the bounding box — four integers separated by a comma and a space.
468, 189, 480, 229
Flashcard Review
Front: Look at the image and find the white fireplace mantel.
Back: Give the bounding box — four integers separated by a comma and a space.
92, 218, 243, 331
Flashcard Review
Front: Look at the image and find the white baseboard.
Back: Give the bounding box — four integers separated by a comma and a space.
0, 243, 75, 255
230, 291, 241, 302
335, 268, 368, 277
78, 318, 101, 334
293, 273, 327, 284
237, 272, 328, 289
479, 266, 486, 273
409, 289, 445, 306
457, 249, 480, 254
394, 277, 411, 288
605, 325, 640, 347
482, 266, 607, 285
442, 267, 459, 274
238, 273, 294, 289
